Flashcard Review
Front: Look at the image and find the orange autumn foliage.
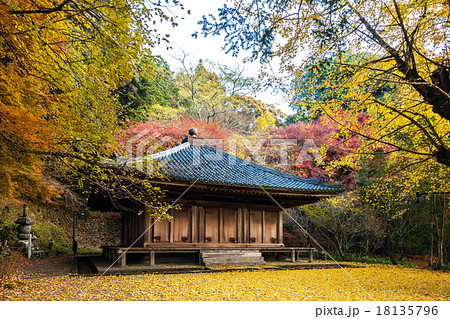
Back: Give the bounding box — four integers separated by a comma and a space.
0, 1, 158, 201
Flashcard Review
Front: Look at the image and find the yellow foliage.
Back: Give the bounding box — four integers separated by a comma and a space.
0, 1, 154, 200
256, 112, 276, 130
3, 264, 449, 301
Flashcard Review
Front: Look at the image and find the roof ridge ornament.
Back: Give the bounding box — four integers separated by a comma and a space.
181, 128, 199, 145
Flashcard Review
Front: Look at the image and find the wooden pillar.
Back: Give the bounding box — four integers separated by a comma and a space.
218, 208, 223, 243
150, 217, 154, 242
261, 210, 265, 243
133, 213, 138, 245
169, 209, 174, 243
248, 209, 251, 243
243, 209, 249, 243
277, 211, 283, 244
150, 250, 155, 266
291, 249, 295, 262
308, 249, 313, 263
198, 207, 205, 243
121, 213, 125, 245
122, 214, 126, 245
191, 206, 197, 243
119, 250, 126, 266
237, 208, 242, 243
144, 206, 151, 244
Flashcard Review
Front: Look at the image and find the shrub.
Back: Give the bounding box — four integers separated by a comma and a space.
0, 251, 26, 279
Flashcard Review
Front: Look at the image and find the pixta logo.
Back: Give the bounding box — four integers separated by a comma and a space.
124, 129, 324, 174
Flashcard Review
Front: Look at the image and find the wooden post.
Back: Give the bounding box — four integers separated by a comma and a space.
308, 249, 313, 263
198, 207, 205, 243
277, 211, 283, 244
169, 209, 174, 243
150, 250, 155, 266
237, 208, 242, 243
121, 213, 125, 245
218, 208, 222, 243
261, 210, 265, 243
291, 249, 295, 262
119, 251, 126, 266
243, 209, 249, 243
144, 206, 151, 244
191, 206, 197, 243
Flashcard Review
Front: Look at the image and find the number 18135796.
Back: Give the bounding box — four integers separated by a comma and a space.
376, 306, 438, 316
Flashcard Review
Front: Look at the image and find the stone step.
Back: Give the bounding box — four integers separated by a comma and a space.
203, 256, 264, 262
205, 261, 264, 266
200, 249, 261, 253
200, 249, 265, 266
201, 254, 263, 258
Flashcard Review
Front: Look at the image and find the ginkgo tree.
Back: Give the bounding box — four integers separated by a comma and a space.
199, 0, 450, 166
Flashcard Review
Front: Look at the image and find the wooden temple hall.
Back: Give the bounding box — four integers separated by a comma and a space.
91, 130, 343, 267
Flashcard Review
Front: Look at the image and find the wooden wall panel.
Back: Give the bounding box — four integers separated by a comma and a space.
139, 213, 146, 246
121, 212, 127, 245
153, 219, 170, 242
197, 206, 205, 243
264, 210, 278, 243
249, 209, 263, 243
205, 207, 219, 243
121, 204, 284, 247
222, 208, 237, 243
131, 213, 136, 245
173, 207, 191, 242
243, 209, 249, 243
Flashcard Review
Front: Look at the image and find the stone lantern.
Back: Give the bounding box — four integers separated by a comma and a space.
15, 204, 35, 240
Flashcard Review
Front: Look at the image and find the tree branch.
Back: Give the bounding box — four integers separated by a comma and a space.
9, 0, 72, 15
372, 99, 442, 150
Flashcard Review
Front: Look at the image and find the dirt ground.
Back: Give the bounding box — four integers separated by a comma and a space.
406, 254, 438, 269
20, 256, 76, 278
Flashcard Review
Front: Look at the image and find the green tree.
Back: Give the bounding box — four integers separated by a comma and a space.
303, 193, 363, 260
117, 58, 188, 121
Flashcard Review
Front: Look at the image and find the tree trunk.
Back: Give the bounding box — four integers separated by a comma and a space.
435, 214, 445, 267
428, 232, 433, 268
365, 237, 369, 256
333, 234, 346, 261
384, 234, 398, 265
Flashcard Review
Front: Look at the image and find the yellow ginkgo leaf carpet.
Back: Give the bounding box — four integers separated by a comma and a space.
2, 264, 449, 301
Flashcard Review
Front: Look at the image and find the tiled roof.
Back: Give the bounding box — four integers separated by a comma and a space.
114, 142, 343, 194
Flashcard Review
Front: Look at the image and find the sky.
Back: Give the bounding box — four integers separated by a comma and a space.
151, 0, 296, 115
